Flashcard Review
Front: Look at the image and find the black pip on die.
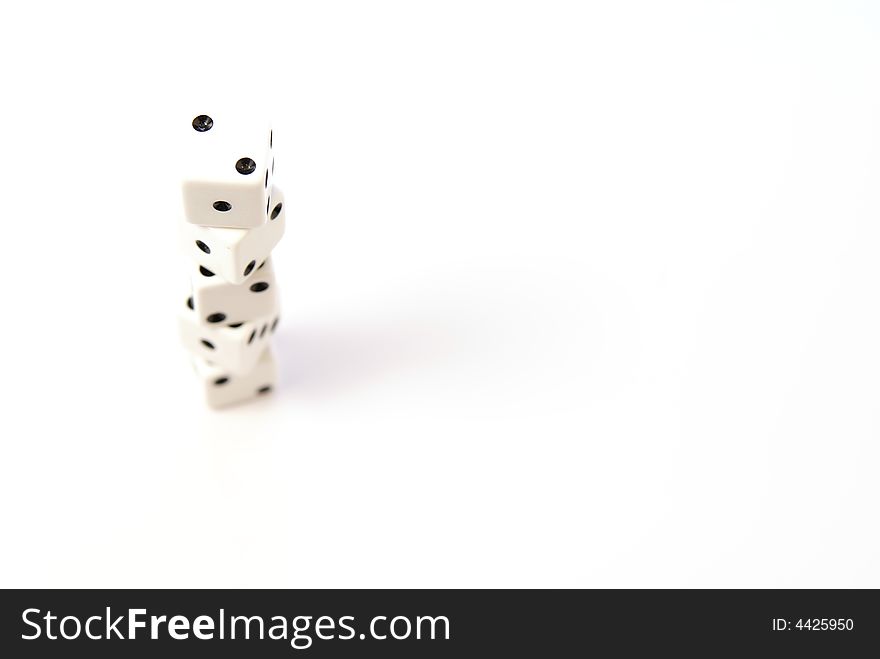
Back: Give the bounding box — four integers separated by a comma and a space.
178, 112, 285, 408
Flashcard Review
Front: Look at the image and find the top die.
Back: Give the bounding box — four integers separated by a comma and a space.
182, 113, 275, 229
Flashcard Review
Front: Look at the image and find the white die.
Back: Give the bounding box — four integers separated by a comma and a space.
191, 258, 279, 326
193, 347, 278, 409
182, 185, 286, 284
182, 112, 276, 229
179, 295, 279, 374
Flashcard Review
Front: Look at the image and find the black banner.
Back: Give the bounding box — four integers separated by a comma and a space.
0, 589, 876, 656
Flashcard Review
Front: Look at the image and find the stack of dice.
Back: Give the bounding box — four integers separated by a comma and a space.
178, 112, 285, 408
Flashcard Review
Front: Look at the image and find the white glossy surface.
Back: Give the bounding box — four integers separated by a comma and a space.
2, 1, 879, 588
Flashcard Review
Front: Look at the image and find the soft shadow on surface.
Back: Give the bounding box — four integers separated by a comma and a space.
273, 317, 467, 399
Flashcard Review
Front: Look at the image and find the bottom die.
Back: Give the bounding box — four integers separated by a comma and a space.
193, 347, 277, 409
179, 294, 279, 374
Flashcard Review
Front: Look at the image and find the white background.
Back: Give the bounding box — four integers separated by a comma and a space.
1, 1, 878, 587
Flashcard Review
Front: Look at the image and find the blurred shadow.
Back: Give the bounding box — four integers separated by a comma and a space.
273, 317, 464, 399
